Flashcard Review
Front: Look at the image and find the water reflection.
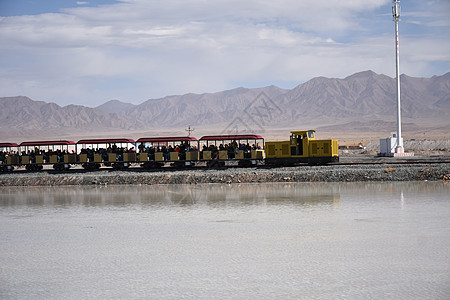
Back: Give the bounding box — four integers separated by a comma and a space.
0, 183, 339, 208
0, 182, 448, 209
1, 182, 449, 299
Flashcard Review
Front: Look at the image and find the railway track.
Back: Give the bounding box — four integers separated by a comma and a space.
332, 159, 450, 166
1, 158, 449, 175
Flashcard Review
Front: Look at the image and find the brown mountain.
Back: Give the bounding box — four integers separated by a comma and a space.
95, 99, 136, 114
0, 96, 146, 139
1, 71, 449, 140
281, 71, 448, 120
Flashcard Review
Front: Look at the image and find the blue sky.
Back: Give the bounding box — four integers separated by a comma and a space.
0, 0, 449, 107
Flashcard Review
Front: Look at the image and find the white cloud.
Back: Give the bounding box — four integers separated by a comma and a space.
0, 0, 448, 106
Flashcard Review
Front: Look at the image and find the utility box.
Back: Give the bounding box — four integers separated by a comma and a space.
380, 132, 402, 154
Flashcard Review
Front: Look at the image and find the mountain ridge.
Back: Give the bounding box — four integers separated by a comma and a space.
1, 70, 449, 140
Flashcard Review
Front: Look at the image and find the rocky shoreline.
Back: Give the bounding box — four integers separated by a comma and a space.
1, 163, 449, 186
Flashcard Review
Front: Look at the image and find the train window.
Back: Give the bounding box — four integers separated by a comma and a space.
308, 131, 314, 138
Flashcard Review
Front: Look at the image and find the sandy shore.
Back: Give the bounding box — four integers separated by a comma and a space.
1, 162, 449, 186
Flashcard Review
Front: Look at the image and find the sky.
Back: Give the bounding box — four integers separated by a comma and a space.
0, 0, 449, 107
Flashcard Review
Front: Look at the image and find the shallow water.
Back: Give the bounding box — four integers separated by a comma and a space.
1, 182, 449, 299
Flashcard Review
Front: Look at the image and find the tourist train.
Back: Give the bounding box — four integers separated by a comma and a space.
0, 130, 338, 172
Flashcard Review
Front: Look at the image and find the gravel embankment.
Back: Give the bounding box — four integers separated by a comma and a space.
1, 163, 449, 186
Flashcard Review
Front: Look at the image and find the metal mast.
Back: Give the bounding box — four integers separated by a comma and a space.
185, 125, 195, 136
392, 0, 403, 153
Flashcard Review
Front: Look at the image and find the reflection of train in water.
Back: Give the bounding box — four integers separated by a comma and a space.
0, 130, 338, 172
1, 184, 341, 207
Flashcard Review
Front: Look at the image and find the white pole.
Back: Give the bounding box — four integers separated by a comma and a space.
393, 0, 403, 153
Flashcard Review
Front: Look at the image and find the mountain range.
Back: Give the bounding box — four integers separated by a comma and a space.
1, 70, 449, 141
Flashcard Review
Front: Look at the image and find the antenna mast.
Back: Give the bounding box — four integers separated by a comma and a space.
392, 0, 403, 153
185, 125, 195, 136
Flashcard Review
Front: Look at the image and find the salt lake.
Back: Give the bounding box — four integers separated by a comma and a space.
1, 182, 449, 299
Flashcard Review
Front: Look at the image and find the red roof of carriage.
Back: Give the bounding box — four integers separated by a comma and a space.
77, 138, 135, 144
19, 140, 76, 146
0, 143, 19, 147
199, 134, 264, 141
136, 136, 198, 143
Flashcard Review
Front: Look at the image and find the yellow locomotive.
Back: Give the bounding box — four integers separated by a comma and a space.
265, 130, 338, 165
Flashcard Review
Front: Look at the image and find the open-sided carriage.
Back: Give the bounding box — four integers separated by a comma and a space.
198, 134, 265, 167
136, 136, 199, 168
77, 138, 136, 170
1, 140, 76, 171
0, 143, 19, 172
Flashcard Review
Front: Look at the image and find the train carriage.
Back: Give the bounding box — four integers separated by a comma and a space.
19, 140, 76, 171
0, 143, 19, 172
198, 134, 265, 167
136, 136, 198, 168
76, 138, 136, 170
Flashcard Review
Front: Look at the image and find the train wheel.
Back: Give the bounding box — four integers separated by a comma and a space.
82, 163, 100, 170
53, 164, 67, 171
171, 161, 192, 168
112, 163, 129, 170
207, 160, 225, 168
141, 162, 162, 169
26, 164, 43, 171
238, 160, 252, 167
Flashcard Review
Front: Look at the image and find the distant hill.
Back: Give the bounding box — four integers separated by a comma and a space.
0, 71, 449, 140
0, 96, 145, 139
95, 99, 136, 114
